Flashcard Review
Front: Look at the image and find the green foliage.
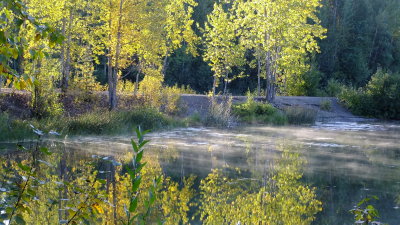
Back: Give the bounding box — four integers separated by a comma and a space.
286, 64, 323, 97
283, 106, 317, 125
30, 71, 64, 118
349, 196, 384, 225
203, 2, 246, 95
184, 113, 202, 126
320, 99, 332, 111
232, 95, 287, 125
124, 127, 162, 224
325, 79, 344, 97
63, 109, 179, 135
339, 69, 400, 119
0, 0, 63, 88
0, 109, 181, 141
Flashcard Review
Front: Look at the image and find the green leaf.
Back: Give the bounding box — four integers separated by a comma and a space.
136, 151, 144, 163
39, 147, 52, 155
98, 179, 106, 185
0, 31, 6, 44
126, 166, 135, 179
129, 197, 138, 212
17, 162, 30, 172
131, 139, 139, 153
135, 162, 147, 174
142, 129, 151, 136
15, 214, 26, 225
138, 140, 150, 149
27, 188, 36, 196
132, 176, 142, 193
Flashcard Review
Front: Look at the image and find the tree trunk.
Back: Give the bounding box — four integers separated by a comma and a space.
161, 49, 169, 77
33, 59, 41, 117
109, 0, 124, 110
223, 73, 228, 95
212, 75, 217, 96
60, 17, 66, 90
257, 55, 261, 96
16, 52, 24, 76
265, 51, 275, 103
134, 63, 141, 96
107, 54, 115, 110
61, 9, 73, 92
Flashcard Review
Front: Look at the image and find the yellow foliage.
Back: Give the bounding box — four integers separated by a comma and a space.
139, 76, 163, 109
117, 79, 136, 93
139, 76, 195, 114
70, 74, 106, 92
199, 147, 322, 225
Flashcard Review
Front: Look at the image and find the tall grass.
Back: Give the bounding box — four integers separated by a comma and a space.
0, 108, 181, 141
205, 96, 234, 127
283, 106, 317, 125
61, 108, 178, 135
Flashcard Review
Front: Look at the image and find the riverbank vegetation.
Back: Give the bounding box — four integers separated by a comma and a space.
232, 94, 317, 126
1, 0, 400, 139
0, 109, 181, 141
339, 69, 400, 120
232, 96, 287, 125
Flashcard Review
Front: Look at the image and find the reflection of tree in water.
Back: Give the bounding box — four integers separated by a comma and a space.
0, 141, 196, 224
1, 141, 321, 224
199, 146, 322, 225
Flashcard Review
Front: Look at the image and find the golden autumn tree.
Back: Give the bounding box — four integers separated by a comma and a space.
236, 0, 326, 102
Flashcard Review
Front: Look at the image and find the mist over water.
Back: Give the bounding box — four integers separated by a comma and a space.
1, 121, 399, 224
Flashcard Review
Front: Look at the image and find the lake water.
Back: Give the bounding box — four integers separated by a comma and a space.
1, 121, 400, 224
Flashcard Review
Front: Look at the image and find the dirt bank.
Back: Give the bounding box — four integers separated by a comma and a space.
0, 88, 367, 122
180, 94, 370, 123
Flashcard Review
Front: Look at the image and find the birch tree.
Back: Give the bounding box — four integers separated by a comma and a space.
237, 0, 326, 102
203, 2, 246, 96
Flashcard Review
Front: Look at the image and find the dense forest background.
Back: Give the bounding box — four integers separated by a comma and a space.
1, 0, 400, 99
163, 0, 400, 95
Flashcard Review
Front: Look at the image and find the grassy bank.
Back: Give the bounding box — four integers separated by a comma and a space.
232, 96, 317, 126
0, 108, 183, 142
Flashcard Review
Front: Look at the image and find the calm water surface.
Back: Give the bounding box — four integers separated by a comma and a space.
1, 121, 400, 224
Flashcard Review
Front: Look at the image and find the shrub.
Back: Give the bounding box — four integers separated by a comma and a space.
325, 79, 344, 97
232, 95, 287, 125
283, 106, 317, 125
162, 85, 185, 115
184, 113, 202, 126
117, 79, 136, 93
205, 96, 233, 127
286, 64, 322, 96
339, 69, 400, 119
30, 77, 63, 118
70, 73, 106, 92
320, 99, 332, 111
139, 77, 192, 115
